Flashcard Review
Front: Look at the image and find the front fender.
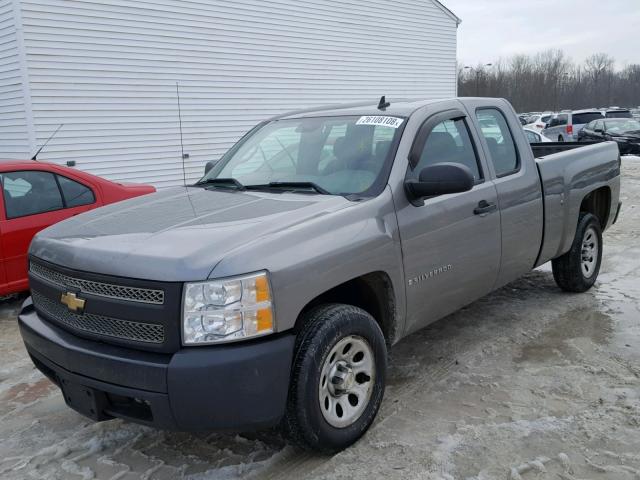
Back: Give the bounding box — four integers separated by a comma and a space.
209, 187, 406, 343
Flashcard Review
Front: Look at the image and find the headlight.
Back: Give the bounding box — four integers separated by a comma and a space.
182, 271, 274, 345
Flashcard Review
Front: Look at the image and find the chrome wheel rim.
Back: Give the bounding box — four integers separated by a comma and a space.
581, 226, 599, 278
318, 335, 375, 428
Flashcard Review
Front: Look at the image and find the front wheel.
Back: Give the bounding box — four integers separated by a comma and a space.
552, 213, 603, 292
283, 304, 387, 453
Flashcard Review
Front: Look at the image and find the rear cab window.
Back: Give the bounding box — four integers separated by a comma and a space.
475, 109, 519, 177
572, 112, 603, 125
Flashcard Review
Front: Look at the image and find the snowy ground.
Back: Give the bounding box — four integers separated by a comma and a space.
1, 157, 640, 480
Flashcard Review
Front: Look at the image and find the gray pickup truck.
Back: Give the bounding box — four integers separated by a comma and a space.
19, 97, 621, 453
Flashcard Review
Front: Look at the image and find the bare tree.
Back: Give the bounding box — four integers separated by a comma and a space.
457, 50, 640, 112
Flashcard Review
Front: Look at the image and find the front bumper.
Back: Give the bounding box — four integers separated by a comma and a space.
18, 298, 295, 431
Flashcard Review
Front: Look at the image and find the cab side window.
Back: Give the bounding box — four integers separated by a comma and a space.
411, 118, 482, 183
476, 108, 519, 177
57, 175, 95, 207
1, 171, 64, 219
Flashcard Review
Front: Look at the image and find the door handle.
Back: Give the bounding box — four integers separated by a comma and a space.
474, 200, 497, 215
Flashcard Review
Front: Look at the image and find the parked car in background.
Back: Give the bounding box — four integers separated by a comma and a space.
523, 128, 552, 143
544, 109, 604, 142
604, 108, 633, 119
525, 112, 554, 132
579, 118, 640, 155
0, 161, 155, 297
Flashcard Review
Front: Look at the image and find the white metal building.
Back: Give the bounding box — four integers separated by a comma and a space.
1, 0, 459, 188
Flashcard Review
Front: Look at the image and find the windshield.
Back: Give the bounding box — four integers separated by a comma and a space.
605, 119, 640, 134
200, 115, 405, 196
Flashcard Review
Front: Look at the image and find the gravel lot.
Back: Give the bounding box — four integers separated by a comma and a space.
1, 158, 639, 480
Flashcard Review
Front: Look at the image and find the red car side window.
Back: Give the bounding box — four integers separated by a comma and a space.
57, 175, 96, 207
1, 170, 64, 219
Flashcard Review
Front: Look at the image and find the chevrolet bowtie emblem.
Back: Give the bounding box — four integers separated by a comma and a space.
60, 292, 86, 313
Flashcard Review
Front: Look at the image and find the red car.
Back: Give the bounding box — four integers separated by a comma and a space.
0, 160, 155, 297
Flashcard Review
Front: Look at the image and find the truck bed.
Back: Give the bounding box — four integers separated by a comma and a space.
534, 141, 621, 266
530, 141, 601, 159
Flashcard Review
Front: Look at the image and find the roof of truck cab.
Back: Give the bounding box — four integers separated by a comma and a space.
271, 98, 460, 121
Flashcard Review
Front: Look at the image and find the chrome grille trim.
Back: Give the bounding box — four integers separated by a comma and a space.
32, 291, 165, 344
29, 262, 164, 305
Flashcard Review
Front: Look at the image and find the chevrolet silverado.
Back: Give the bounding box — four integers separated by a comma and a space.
19, 97, 621, 453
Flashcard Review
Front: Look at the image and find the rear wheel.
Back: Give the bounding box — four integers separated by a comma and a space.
558, 135, 564, 142
552, 213, 602, 292
283, 304, 387, 453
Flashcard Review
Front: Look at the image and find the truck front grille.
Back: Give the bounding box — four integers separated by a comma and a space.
30, 262, 164, 305
31, 291, 165, 344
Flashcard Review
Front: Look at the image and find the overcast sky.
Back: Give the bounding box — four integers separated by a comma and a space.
441, 0, 640, 69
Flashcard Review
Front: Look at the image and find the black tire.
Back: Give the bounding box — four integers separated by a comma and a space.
552, 213, 603, 292
283, 304, 387, 454
558, 135, 564, 142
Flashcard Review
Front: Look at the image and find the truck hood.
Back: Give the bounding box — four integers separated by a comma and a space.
30, 187, 353, 281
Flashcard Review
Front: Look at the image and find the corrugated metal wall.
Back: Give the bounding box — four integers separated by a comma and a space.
0, 0, 30, 158
11, 0, 457, 187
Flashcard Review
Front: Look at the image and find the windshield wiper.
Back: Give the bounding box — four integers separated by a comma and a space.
194, 177, 245, 190
246, 181, 330, 195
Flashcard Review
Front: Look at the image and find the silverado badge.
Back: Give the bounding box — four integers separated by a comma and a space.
60, 292, 85, 313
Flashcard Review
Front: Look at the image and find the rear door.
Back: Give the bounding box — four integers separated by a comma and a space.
555, 114, 570, 141
394, 108, 501, 335
0, 170, 98, 292
580, 121, 596, 141
584, 120, 605, 141
465, 100, 544, 288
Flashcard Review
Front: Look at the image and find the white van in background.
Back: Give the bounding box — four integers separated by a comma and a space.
543, 109, 604, 142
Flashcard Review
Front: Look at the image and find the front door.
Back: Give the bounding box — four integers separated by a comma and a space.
395, 110, 501, 335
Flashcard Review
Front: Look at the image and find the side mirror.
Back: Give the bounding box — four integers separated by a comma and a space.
204, 160, 218, 175
405, 163, 474, 205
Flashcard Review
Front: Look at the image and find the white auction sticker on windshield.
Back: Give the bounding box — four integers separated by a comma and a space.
356, 116, 404, 129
